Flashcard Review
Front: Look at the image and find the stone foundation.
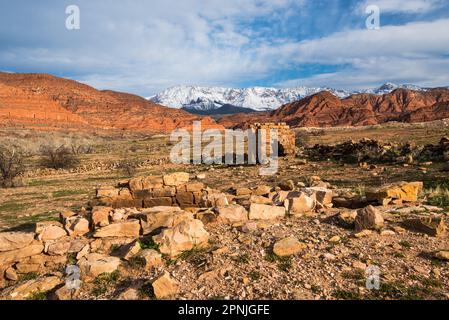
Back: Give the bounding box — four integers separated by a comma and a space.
95, 172, 228, 209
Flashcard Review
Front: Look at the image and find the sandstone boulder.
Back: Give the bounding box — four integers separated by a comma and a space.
3, 276, 61, 300
235, 187, 252, 196
133, 207, 193, 235
366, 181, 423, 205
153, 219, 209, 258
45, 238, 89, 256
402, 216, 447, 238
118, 288, 140, 300
253, 185, 272, 196
0, 243, 44, 265
152, 272, 179, 299
249, 203, 285, 220
36, 223, 67, 241
279, 180, 295, 191
354, 206, 384, 232
64, 216, 90, 237
284, 194, 316, 216
96, 186, 120, 199
137, 249, 163, 271
273, 237, 307, 257
92, 206, 112, 228
5, 267, 18, 281
302, 187, 333, 206
78, 253, 121, 280
119, 241, 141, 261
93, 220, 140, 238
163, 172, 189, 187
0, 232, 35, 252
435, 251, 449, 261
216, 205, 248, 225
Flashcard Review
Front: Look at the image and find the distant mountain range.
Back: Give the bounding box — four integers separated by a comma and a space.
149, 83, 431, 114
217, 88, 449, 129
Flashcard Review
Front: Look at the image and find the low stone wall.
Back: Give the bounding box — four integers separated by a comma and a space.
95, 172, 229, 209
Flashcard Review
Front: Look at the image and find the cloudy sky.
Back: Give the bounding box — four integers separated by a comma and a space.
1, 0, 449, 96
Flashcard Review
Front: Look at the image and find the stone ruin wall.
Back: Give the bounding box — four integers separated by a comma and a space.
95, 172, 229, 210
250, 123, 296, 157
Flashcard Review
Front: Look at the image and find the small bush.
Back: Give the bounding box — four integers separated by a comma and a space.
39, 144, 80, 169
117, 158, 139, 177
0, 144, 26, 188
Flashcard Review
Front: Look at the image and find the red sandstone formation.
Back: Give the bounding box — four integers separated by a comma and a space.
0, 73, 220, 132
219, 88, 449, 129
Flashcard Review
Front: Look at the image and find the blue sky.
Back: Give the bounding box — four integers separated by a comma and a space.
1, 0, 449, 96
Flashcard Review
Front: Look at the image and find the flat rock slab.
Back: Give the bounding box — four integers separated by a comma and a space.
0, 232, 35, 252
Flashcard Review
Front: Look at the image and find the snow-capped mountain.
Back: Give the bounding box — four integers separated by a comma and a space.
149, 83, 426, 113
363, 83, 426, 95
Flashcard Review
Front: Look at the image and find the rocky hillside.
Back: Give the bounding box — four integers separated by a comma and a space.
0, 73, 219, 132
219, 89, 449, 129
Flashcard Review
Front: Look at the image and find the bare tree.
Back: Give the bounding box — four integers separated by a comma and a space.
0, 145, 26, 188
40, 144, 80, 169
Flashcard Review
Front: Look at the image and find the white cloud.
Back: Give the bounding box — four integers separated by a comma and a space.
357, 0, 444, 14
0, 0, 448, 94
274, 18, 449, 89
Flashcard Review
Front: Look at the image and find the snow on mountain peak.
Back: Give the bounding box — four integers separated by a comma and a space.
149, 83, 426, 112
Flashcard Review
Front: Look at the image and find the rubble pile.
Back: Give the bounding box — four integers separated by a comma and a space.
306, 137, 449, 164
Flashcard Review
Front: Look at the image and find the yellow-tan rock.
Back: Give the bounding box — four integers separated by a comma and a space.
153, 219, 209, 258
152, 272, 179, 299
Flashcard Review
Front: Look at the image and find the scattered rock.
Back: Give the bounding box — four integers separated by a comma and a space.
5, 267, 18, 281
216, 205, 248, 225
133, 207, 192, 235
94, 220, 141, 238
279, 180, 295, 191
354, 206, 384, 232
0, 243, 44, 265
118, 288, 139, 300
329, 236, 341, 243
354, 229, 373, 238
235, 187, 252, 196
152, 272, 179, 299
366, 181, 423, 205
137, 249, 163, 270
91, 206, 112, 228
352, 261, 367, 270
64, 216, 90, 237
402, 216, 447, 238
241, 221, 258, 233
0, 232, 35, 252
4, 276, 61, 300
273, 236, 307, 257
253, 185, 272, 196
163, 172, 189, 187
119, 241, 141, 261
37, 224, 67, 241
78, 253, 121, 281
153, 219, 209, 258
249, 203, 285, 220
435, 251, 449, 261
284, 193, 316, 216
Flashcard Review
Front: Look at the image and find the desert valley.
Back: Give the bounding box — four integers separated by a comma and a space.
0, 72, 448, 300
